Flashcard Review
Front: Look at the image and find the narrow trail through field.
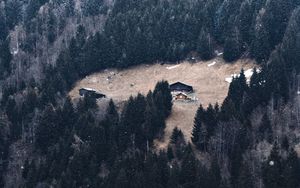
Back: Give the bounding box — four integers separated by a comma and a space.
69, 58, 256, 149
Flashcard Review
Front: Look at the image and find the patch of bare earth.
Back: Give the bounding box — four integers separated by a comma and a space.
69, 58, 256, 149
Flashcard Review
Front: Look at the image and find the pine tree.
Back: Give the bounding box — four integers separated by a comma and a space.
167, 162, 180, 188
191, 107, 210, 151
197, 125, 209, 152
197, 28, 214, 60
167, 146, 174, 161
5, 0, 22, 29
262, 142, 283, 188
47, 11, 57, 44
205, 104, 218, 138
61, 97, 76, 131
223, 27, 242, 62
35, 105, 60, 153
220, 97, 238, 121
280, 7, 300, 72
251, 24, 271, 64
144, 93, 161, 143
170, 127, 185, 146
258, 114, 273, 143
104, 100, 119, 142
238, 0, 254, 45
180, 151, 197, 187
0, 39, 12, 77
65, 0, 75, 17
153, 81, 173, 118
237, 163, 254, 188
0, 7, 8, 41
267, 52, 290, 103
208, 158, 221, 188
82, 0, 104, 16
282, 149, 300, 188
191, 105, 203, 145
262, 0, 293, 48
281, 136, 289, 151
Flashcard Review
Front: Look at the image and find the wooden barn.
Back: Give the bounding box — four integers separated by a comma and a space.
174, 93, 191, 100
170, 82, 194, 93
79, 88, 106, 99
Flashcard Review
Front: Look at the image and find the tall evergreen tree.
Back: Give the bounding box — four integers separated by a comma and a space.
251, 24, 271, 64
153, 80, 173, 118
262, 142, 283, 188
191, 105, 204, 145
0, 39, 12, 78
282, 149, 300, 188
82, 0, 104, 16
208, 158, 221, 188
180, 149, 197, 187
258, 113, 273, 143
223, 27, 242, 62
35, 105, 60, 153
237, 163, 254, 188
197, 28, 214, 60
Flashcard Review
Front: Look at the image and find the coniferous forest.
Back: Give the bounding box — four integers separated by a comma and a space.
0, 0, 300, 187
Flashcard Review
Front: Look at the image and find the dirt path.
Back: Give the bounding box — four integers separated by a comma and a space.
69, 58, 256, 149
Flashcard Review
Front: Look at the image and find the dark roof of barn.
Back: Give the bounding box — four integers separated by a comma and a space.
79, 88, 106, 98
170, 82, 193, 91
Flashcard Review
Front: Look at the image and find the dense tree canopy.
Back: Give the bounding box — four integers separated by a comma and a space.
0, 0, 300, 187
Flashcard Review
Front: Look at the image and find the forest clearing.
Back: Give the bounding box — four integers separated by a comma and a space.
69, 57, 257, 146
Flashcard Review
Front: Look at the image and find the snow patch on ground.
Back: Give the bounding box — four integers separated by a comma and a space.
225, 68, 260, 83
82, 87, 98, 92
225, 77, 233, 83
166, 64, 180, 70
244, 69, 254, 78
208, 61, 216, 67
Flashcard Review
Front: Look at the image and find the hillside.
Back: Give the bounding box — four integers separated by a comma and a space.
70, 57, 256, 147
1, 0, 300, 187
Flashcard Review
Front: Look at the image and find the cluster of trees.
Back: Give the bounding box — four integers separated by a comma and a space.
189, 7, 300, 187
0, 0, 300, 187
0, 5, 12, 79
43, 0, 300, 86
7, 81, 171, 187
1, 0, 299, 93
101, 0, 299, 65
262, 142, 300, 188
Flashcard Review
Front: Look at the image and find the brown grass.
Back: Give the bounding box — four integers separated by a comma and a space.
69, 57, 256, 149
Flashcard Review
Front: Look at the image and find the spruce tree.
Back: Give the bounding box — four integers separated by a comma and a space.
282, 149, 300, 188
0, 39, 12, 77
0, 7, 8, 41
197, 28, 214, 60
61, 97, 77, 132
191, 105, 203, 145
36, 105, 60, 153
237, 163, 254, 188
170, 127, 185, 146
262, 142, 283, 188
223, 27, 242, 62
258, 113, 273, 143
251, 24, 271, 64
209, 158, 221, 188
153, 81, 173, 118
281, 136, 289, 151
280, 7, 300, 72
82, 0, 104, 16
180, 151, 197, 187
238, 0, 254, 45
